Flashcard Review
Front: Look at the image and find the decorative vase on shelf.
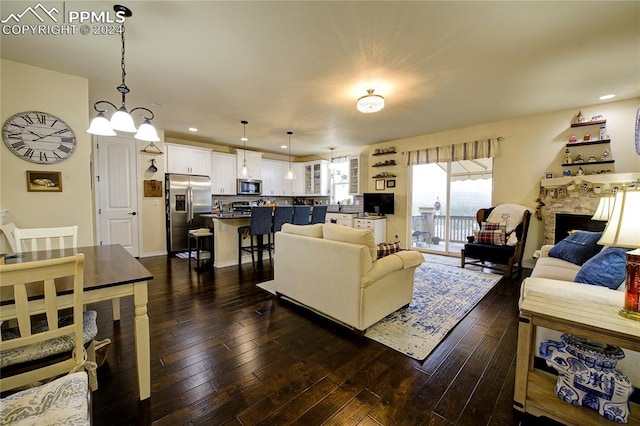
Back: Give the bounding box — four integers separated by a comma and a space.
540, 334, 633, 423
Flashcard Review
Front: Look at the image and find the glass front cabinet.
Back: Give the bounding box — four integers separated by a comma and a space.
304, 160, 329, 195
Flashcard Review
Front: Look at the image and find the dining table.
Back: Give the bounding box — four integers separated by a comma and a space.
0, 244, 153, 400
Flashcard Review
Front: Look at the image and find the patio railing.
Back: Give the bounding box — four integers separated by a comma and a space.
411, 214, 478, 244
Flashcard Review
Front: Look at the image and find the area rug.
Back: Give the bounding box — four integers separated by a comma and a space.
364, 262, 501, 360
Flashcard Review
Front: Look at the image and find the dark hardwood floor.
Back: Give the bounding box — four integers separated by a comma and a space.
90, 254, 554, 425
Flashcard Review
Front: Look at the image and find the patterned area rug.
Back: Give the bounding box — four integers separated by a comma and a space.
365, 262, 501, 360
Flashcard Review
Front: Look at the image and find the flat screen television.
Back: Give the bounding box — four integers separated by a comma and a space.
363, 192, 394, 216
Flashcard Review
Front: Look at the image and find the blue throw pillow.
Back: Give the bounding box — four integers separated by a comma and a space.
548, 231, 602, 265
574, 247, 628, 289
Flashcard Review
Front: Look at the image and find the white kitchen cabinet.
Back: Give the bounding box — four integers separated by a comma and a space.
349, 155, 366, 195
234, 149, 262, 180
210, 152, 237, 195
325, 213, 354, 227
354, 217, 387, 244
283, 163, 305, 196
262, 159, 287, 196
166, 144, 211, 176
303, 160, 329, 196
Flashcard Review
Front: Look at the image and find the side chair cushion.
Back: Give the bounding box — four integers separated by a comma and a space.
0, 310, 98, 368
281, 223, 324, 238
323, 223, 376, 261
0, 372, 89, 425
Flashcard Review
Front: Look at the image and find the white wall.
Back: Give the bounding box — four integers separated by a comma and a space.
366, 98, 640, 265
1, 59, 94, 251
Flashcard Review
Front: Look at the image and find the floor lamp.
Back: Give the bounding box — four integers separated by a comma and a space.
597, 188, 640, 321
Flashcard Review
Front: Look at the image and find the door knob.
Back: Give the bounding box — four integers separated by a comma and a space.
128, 212, 137, 215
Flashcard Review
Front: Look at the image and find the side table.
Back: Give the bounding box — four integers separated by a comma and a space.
514, 292, 640, 425
188, 229, 214, 269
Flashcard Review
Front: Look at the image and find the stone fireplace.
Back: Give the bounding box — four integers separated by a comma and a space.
540, 191, 602, 244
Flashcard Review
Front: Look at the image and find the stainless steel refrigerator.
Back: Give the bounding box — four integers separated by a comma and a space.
165, 173, 212, 253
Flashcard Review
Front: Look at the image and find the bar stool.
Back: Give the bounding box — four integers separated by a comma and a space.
188, 228, 214, 269
272, 205, 294, 250
292, 205, 311, 225
310, 205, 327, 224
238, 206, 273, 269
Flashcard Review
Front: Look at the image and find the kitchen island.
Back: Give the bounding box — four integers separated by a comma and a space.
201, 213, 252, 268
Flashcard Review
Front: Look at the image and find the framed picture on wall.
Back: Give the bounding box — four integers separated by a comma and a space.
26, 171, 62, 192
386, 179, 396, 189
375, 179, 385, 190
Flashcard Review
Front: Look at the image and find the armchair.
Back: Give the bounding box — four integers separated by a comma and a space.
461, 206, 532, 278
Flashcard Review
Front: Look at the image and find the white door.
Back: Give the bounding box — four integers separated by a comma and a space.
95, 136, 141, 257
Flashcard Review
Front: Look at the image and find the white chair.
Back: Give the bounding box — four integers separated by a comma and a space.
0, 222, 17, 252
13, 225, 78, 252
13, 225, 122, 322
0, 254, 98, 392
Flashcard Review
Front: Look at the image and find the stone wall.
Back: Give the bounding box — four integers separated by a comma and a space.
540, 191, 601, 245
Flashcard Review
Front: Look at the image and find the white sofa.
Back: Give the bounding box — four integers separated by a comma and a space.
274, 223, 424, 334
519, 244, 638, 384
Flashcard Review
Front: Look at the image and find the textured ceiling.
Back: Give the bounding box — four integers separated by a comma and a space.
1, 1, 639, 156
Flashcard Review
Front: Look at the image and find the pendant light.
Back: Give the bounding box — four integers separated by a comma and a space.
239, 120, 251, 177
328, 147, 336, 180
87, 5, 159, 142
285, 131, 295, 180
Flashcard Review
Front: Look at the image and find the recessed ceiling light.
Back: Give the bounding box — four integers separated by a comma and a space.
151, 102, 162, 108
281, 145, 288, 149
599, 94, 615, 100
188, 127, 198, 132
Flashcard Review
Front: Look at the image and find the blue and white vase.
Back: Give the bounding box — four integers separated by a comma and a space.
540, 334, 633, 423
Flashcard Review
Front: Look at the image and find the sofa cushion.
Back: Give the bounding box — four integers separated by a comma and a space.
530, 256, 581, 281
281, 223, 323, 238
323, 223, 376, 260
574, 246, 628, 289
548, 230, 602, 265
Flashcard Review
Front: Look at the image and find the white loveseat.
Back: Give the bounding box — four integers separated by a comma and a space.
519, 244, 638, 384
274, 223, 424, 334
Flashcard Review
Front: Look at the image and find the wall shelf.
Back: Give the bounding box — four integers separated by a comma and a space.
561, 160, 614, 167
570, 119, 606, 128
372, 150, 396, 156
566, 139, 610, 147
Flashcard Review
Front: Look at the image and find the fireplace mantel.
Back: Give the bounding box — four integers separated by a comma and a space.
541, 172, 640, 188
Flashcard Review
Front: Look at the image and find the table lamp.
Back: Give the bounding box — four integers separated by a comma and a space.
597, 188, 640, 321
591, 195, 615, 221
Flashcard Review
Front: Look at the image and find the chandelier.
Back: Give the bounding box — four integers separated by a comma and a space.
87, 5, 159, 142
356, 89, 385, 113
284, 131, 295, 180
239, 120, 251, 177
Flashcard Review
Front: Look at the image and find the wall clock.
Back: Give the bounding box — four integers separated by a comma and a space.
2, 111, 77, 164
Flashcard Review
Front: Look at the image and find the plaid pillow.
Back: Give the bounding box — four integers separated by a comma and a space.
481, 221, 506, 233
377, 241, 401, 259
473, 229, 506, 245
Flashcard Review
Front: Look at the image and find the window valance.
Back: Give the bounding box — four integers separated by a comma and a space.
404, 138, 501, 166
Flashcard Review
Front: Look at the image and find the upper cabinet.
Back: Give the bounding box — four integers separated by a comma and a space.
166, 144, 211, 176
283, 163, 305, 196
304, 160, 329, 196
262, 159, 287, 196
210, 152, 237, 195
349, 155, 367, 195
234, 149, 262, 180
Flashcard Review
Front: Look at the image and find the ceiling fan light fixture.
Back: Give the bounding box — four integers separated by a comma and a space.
357, 89, 385, 113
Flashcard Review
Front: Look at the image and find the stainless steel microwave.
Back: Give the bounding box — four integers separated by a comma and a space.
237, 179, 262, 195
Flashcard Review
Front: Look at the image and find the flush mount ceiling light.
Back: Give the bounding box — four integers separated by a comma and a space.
87, 5, 159, 142
284, 131, 295, 180
356, 89, 385, 113
239, 120, 251, 177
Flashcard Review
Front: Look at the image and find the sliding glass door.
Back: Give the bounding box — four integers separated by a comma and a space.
410, 159, 493, 254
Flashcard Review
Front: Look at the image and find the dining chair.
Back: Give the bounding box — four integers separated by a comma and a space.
310, 205, 328, 224
13, 225, 78, 252
292, 205, 311, 225
14, 225, 122, 322
0, 254, 98, 392
237, 207, 273, 270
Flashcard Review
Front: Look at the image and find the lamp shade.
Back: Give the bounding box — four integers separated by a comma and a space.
134, 120, 160, 142
87, 112, 117, 136
591, 195, 615, 221
110, 108, 138, 133
598, 189, 640, 248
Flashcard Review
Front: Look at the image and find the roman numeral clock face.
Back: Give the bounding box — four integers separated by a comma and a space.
2, 111, 77, 164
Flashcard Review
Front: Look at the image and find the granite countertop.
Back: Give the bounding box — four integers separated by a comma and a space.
201, 212, 251, 219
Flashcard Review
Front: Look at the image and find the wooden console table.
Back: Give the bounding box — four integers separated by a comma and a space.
514, 292, 640, 425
